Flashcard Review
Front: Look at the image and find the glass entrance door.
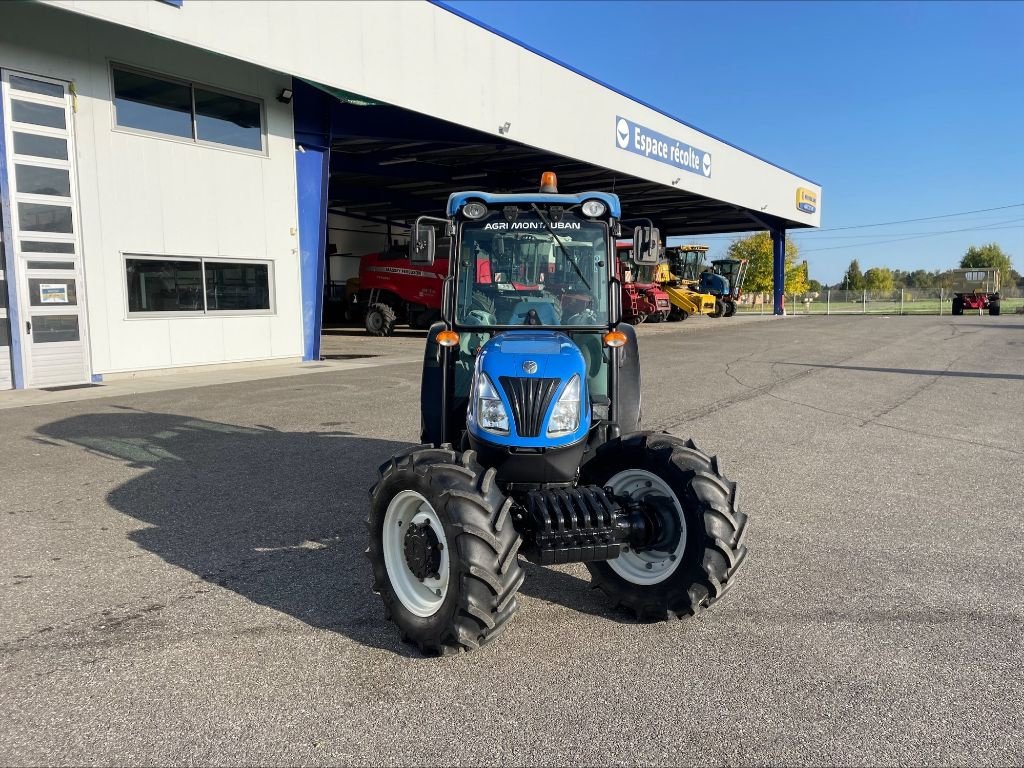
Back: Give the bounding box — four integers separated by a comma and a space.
1, 70, 91, 387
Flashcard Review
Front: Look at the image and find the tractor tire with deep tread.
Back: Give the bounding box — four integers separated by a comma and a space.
581, 432, 748, 620
668, 307, 688, 322
951, 297, 964, 316
367, 446, 524, 654
365, 302, 397, 336
990, 300, 1001, 316
709, 299, 726, 318
723, 300, 737, 317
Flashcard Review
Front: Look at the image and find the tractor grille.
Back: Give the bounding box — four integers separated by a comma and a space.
499, 376, 560, 438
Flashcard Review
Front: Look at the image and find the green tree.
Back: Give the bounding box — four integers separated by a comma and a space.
725, 232, 805, 294
843, 259, 864, 291
960, 243, 1015, 290
863, 267, 895, 292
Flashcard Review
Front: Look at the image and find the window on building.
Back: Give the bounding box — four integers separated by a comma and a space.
112, 66, 265, 152
194, 89, 263, 151
126, 257, 273, 314
204, 261, 270, 311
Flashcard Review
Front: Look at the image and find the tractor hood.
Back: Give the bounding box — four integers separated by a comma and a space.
467, 330, 590, 449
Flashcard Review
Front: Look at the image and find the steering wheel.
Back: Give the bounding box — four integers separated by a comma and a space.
566, 308, 598, 325
464, 308, 497, 326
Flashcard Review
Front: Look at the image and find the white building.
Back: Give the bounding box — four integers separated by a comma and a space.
0, 0, 821, 390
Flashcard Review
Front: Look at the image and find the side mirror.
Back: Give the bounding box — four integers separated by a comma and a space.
410, 218, 437, 266
633, 226, 660, 264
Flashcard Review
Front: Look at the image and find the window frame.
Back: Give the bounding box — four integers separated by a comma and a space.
123, 254, 275, 318
109, 62, 268, 157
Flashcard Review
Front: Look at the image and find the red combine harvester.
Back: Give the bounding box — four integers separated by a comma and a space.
350, 246, 450, 335
616, 241, 671, 324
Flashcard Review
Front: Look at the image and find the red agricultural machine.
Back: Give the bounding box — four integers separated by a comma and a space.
348, 245, 467, 335
616, 242, 671, 324
950, 268, 1001, 315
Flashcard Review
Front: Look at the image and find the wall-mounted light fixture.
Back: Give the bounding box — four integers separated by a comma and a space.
277, 88, 294, 104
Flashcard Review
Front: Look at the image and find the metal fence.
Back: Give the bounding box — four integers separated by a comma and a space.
736, 287, 1024, 315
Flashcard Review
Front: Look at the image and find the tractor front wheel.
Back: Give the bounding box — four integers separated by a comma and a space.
951, 297, 964, 316
367, 447, 524, 654
365, 302, 397, 336
668, 307, 688, 322
581, 432, 748, 620
709, 299, 726, 318
723, 300, 737, 317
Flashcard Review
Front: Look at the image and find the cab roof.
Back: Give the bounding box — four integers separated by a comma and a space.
447, 191, 621, 218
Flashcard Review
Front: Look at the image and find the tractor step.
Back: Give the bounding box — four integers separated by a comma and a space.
518, 485, 629, 565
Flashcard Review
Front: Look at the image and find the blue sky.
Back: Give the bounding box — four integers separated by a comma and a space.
445, 1, 1024, 284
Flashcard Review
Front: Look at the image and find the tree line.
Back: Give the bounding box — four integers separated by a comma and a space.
834, 244, 1019, 293
714, 235, 1018, 295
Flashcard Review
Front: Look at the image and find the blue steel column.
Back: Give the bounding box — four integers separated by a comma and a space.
0, 90, 25, 388
292, 79, 331, 362
771, 227, 786, 316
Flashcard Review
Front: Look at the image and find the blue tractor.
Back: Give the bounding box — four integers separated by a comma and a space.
367, 173, 748, 654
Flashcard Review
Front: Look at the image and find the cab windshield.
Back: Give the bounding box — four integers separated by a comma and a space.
455, 210, 610, 327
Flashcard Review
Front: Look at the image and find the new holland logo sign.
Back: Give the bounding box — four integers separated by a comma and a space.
615, 117, 711, 178
796, 187, 817, 214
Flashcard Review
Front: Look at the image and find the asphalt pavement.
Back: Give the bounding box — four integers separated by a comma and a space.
1, 314, 1022, 766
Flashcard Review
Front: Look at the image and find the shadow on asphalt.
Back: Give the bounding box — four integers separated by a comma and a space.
36, 409, 626, 656
778, 362, 1024, 381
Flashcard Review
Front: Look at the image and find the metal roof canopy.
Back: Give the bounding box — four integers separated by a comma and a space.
326, 100, 804, 237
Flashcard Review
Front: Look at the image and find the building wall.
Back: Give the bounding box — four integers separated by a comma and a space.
0, 2, 303, 377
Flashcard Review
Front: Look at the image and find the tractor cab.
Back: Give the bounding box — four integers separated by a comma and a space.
664, 244, 710, 283
711, 258, 749, 301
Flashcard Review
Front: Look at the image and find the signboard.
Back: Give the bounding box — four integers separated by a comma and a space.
615, 117, 711, 178
39, 283, 69, 304
796, 187, 817, 214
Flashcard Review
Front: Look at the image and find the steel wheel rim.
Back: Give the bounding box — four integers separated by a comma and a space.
607, 468, 686, 585
383, 491, 450, 617
367, 312, 383, 332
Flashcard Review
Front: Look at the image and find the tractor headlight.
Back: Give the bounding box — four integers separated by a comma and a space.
462, 201, 488, 220
581, 199, 606, 218
475, 374, 509, 435
546, 375, 581, 437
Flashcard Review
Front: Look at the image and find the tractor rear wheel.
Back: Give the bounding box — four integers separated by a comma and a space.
368, 446, 524, 654
668, 307, 688, 322
723, 300, 737, 317
581, 432, 748, 620
365, 302, 397, 336
709, 299, 726, 318
951, 297, 964, 316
